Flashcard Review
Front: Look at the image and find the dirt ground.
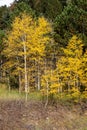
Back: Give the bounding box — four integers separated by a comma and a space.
0, 99, 87, 130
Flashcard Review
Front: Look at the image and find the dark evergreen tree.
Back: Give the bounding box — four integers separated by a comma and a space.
0, 6, 11, 29
33, 0, 62, 20
54, 0, 87, 47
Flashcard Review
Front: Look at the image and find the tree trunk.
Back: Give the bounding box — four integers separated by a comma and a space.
35, 60, 37, 89
0, 60, 2, 79
8, 76, 10, 92
45, 80, 49, 108
19, 71, 22, 94
37, 62, 40, 91
23, 41, 28, 102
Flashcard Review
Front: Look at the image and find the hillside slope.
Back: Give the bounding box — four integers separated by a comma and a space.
0, 100, 87, 130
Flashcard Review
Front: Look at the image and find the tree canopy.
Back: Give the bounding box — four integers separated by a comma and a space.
0, 0, 87, 102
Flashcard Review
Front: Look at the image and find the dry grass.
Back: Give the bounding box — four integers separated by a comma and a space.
0, 99, 87, 130
0, 85, 87, 130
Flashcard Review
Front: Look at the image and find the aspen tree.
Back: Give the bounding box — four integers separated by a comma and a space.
61, 35, 84, 100
3, 13, 52, 101
82, 50, 87, 88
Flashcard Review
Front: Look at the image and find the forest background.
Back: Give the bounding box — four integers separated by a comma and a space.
0, 0, 87, 103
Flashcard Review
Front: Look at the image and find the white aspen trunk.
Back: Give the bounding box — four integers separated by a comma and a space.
23, 41, 28, 102
37, 62, 40, 91
27, 70, 30, 93
19, 71, 21, 94
44, 59, 49, 108
45, 80, 49, 108
35, 60, 37, 89
16, 57, 22, 94
22, 34, 28, 102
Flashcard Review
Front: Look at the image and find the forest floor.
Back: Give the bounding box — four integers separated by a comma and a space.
0, 99, 87, 130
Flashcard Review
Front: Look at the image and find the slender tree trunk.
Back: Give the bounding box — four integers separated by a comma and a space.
57, 76, 60, 93
37, 62, 40, 91
0, 60, 2, 79
76, 74, 79, 90
27, 70, 30, 93
44, 59, 49, 108
68, 81, 70, 92
19, 71, 22, 94
22, 34, 28, 102
8, 76, 10, 92
45, 80, 49, 108
35, 60, 37, 89
23, 41, 28, 102
76, 54, 79, 90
